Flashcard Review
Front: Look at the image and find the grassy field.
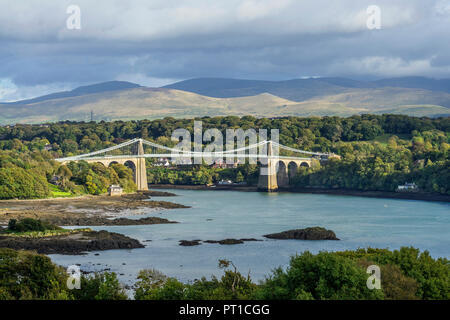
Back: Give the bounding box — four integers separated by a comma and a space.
1, 228, 92, 238
372, 133, 412, 145
48, 184, 72, 198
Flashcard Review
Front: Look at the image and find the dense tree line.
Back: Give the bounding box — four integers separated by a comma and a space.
0, 115, 448, 197
0, 247, 447, 300
293, 131, 450, 194
0, 146, 136, 199
0, 115, 448, 155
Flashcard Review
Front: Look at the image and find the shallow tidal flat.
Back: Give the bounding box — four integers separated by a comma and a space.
0, 191, 188, 227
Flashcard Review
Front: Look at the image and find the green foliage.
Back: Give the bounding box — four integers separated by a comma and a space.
0, 247, 447, 300
358, 261, 419, 300
134, 260, 257, 300
336, 247, 450, 299
48, 183, 72, 197
71, 272, 128, 300
255, 251, 384, 300
292, 131, 450, 194
67, 161, 136, 195
134, 269, 185, 300
0, 115, 448, 198
0, 248, 70, 300
0, 166, 50, 199
137, 251, 437, 300
7, 218, 60, 233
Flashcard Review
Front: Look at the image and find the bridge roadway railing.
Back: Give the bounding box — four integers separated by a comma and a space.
56, 154, 314, 162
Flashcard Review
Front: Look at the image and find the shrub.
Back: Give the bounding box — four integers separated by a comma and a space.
7, 218, 59, 233
71, 272, 128, 300
0, 248, 69, 300
255, 251, 384, 300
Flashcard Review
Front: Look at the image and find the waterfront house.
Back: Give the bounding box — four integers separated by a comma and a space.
397, 182, 418, 192
108, 184, 123, 196
218, 179, 233, 185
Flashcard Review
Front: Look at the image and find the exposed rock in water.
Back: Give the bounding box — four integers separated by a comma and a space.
181, 238, 262, 246
264, 227, 339, 240
205, 239, 244, 245
179, 240, 201, 246
0, 230, 145, 254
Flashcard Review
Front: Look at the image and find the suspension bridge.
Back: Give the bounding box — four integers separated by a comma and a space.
55, 138, 338, 191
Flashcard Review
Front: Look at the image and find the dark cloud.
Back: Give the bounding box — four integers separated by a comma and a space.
0, 0, 449, 100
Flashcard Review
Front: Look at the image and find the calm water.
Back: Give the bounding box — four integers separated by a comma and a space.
49, 189, 450, 286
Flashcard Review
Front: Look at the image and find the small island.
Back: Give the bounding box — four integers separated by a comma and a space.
179, 238, 261, 246
264, 227, 339, 240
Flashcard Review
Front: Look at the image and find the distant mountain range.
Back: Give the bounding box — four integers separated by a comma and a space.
1, 77, 449, 124
164, 77, 450, 100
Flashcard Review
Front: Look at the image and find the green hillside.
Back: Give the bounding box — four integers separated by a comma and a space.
1, 80, 449, 124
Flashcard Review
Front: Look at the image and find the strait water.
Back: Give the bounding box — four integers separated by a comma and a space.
49, 189, 450, 287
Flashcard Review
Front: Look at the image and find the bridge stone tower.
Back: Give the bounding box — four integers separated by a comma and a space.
134, 139, 148, 191
257, 141, 278, 192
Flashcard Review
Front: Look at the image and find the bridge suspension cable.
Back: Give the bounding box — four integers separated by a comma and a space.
56, 138, 332, 162
270, 141, 329, 156
141, 139, 267, 155
59, 138, 140, 161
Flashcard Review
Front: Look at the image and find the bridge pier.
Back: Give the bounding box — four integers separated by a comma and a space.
257, 142, 278, 192
257, 142, 315, 191
134, 139, 148, 191
257, 160, 278, 192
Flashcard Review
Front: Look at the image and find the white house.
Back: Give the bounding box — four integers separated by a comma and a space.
108, 184, 123, 196
397, 182, 418, 192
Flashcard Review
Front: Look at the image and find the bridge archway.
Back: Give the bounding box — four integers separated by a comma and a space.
91, 162, 108, 174
300, 162, 310, 168
288, 161, 298, 181
124, 160, 137, 175
276, 161, 288, 187
108, 161, 120, 167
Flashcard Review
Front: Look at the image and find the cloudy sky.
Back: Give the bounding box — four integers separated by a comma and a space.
1, 0, 449, 101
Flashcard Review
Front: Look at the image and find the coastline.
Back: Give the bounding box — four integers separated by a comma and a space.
149, 184, 450, 203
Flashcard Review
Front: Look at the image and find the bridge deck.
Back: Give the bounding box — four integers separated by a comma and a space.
56, 154, 314, 162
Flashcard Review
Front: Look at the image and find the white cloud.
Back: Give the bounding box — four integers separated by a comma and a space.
0, 0, 449, 89
0, 78, 73, 102
331, 56, 450, 78
0, 0, 425, 42
0, 79, 18, 101
434, 0, 450, 15
114, 73, 178, 87
236, 0, 292, 21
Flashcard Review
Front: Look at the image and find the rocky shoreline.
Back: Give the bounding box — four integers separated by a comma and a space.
0, 230, 144, 255
149, 184, 450, 202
